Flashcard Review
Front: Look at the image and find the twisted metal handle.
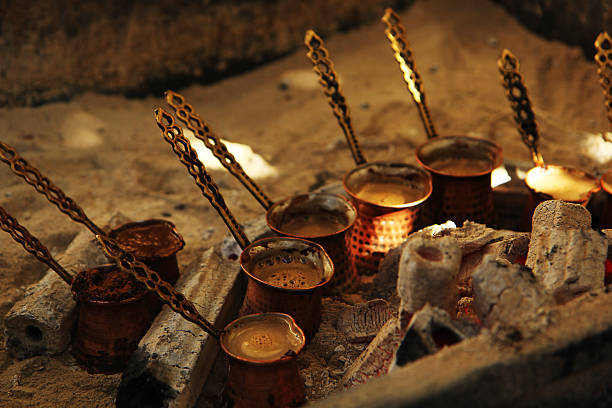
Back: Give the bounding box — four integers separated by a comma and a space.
381, 8, 438, 140
497, 49, 545, 166
165, 90, 274, 210
154, 108, 251, 250
0, 205, 73, 285
96, 234, 220, 339
594, 32, 612, 142
0, 141, 105, 236
304, 29, 367, 165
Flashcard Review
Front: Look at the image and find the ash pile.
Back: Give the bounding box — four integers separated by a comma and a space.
331, 199, 608, 391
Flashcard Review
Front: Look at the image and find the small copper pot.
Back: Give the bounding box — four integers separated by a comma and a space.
220, 313, 306, 408
239, 237, 334, 339
71, 264, 152, 374
416, 135, 503, 226
343, 162, 432, 276
109, 219, 185, 285
520, 165, 600, 231
266, 193, 357, 292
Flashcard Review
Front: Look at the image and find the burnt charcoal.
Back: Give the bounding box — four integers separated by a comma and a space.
390, 305, 466, 371
336, 299, 392, 343
473, 255, 554, 327
527, 200, 606, 303
398, 235, 461, 316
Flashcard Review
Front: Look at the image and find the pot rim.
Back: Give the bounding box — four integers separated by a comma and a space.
109, 218, 186, 261
265, 193, 357, 239
342, 161, 432, 209
415, 135, 503, 178
71, 264, 148, 305
525, 164, 601, 203
220, 312, 306, 366
239, 237, 334, 293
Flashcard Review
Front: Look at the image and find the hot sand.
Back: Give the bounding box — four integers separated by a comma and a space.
1, 0, 612, 406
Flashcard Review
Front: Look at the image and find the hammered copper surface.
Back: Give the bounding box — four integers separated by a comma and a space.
343, 162, 431, 276
220, 313, 306, 408
239, 237, 334, 338
109, 219, 185, 285
266, 193, 358, 292
416, 135, 502, 226
71, 265, 152, 374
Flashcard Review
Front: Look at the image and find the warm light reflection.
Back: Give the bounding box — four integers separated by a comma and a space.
184, 128, 278, 179
581, 132, 612, 165
491, 165, 511, 188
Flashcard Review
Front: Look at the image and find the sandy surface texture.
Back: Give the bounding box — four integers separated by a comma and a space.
1, 0, 611, 406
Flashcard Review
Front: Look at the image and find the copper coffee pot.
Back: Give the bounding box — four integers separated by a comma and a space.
498, 49, 600, 230
154, 108, 334, 339
305, 29, 433, 276
381, 8, 502, 227
164, 91, 357, 292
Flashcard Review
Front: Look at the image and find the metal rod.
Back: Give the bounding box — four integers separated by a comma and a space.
164, 90, 274, 210
304, 29, 367, 165
0, 205, 73, 285
154, 107, 251, 251
497, 49, 545, 167
381, 8, 438, 139
594, 32, 612, 142
96, 234, 220, 340
0, 141, 106, 236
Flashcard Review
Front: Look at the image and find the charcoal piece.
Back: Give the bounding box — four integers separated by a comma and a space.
341, 318, 403, 389
336, 299, 392, 343
391, 305, 466, 371
473, 255, 554, 327
397, 235, 461, 315
527, 200, 606, 303
3, 213, 126, 358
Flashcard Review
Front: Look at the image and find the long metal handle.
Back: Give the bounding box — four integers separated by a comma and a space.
96, 234, 220, 340
0, 205, 73, 285
154, 108, 251, 250
594, 32, 612, 142
164, 90, 274, 210
0, 141, 105, 236
304, 29, 367, 165
381, 8, 438, 140
497, 49, 545, 166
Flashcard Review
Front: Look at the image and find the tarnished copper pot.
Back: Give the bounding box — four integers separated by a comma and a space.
416, 135, 503, 226
71, 264, 152, 374
239, 237, 333, 339
220, 313, 306, 408
266, 193, 357, 292
343, 162, 432, 276
109, 219, 185, 285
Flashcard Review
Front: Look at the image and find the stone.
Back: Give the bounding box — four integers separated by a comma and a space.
336, 299, 392, 343
472, 255, 554, 327
4, 227, 107, 358
1, 0, 418, 107
397, 235, 461, 316
527, 200, 606, 302
390, 305, 466, 371
116, 247, 245, 408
